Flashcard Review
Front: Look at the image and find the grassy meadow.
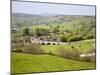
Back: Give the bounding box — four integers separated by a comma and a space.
41, 39, 95, 54
12, 52, 95, 74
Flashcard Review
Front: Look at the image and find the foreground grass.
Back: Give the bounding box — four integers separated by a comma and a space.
12, 52, 95, 74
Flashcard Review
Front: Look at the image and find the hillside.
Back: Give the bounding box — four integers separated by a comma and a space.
12, 13, 95, 29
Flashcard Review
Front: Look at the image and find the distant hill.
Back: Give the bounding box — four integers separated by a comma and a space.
11, 13, 95, 29
12, 13, 45, 18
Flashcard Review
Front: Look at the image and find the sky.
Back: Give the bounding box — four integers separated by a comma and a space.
12, 1, 96, 16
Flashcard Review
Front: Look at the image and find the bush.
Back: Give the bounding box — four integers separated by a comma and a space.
71, 45, 74, 48
60, 35, 67, 42
56, 46, 81, 60
48, 51, 54, 55
79, 44, 81, 48
23, 43, 44, 54
12, 41, 24, 52
35, 28, 49, 36
56, 46, 96, 62
12, 42, 44, 54
12, 48, 23, 52
22, 27, 30, 36
84, 34, 94, 40
80, 48, 96, 62
80, 55, 96, 63
68, 35, 84, 42
56, 46, 67, 58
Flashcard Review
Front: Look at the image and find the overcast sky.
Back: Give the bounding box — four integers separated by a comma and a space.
12, 1, 95, 16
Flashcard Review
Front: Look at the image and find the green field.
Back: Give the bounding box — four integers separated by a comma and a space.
32, 22, 75, 32
41, 39, 95, 54
12, 52, 96, 74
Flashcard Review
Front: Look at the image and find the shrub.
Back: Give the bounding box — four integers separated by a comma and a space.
80, 55, 96, 63
67, 48, 81, 60
48, 51, 54, 55
23, 43, 44, 54
56, 46, 81, 60
90, 55, 96, 63
56, 46, 96, 62
12, 38, 17, 44
60, 35, 67, 42
79, 44, 81, 48
12, 48, 23, 52
68, 35, 84, 42
35, 28, 49, 36
84, 34, 94, 40
22, 27, 30, 36
80, 47, 96, 62
12, 41, 24, 52
66, 33, 72, 39
56, 46, 67, 58
71, 45, 74, 48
